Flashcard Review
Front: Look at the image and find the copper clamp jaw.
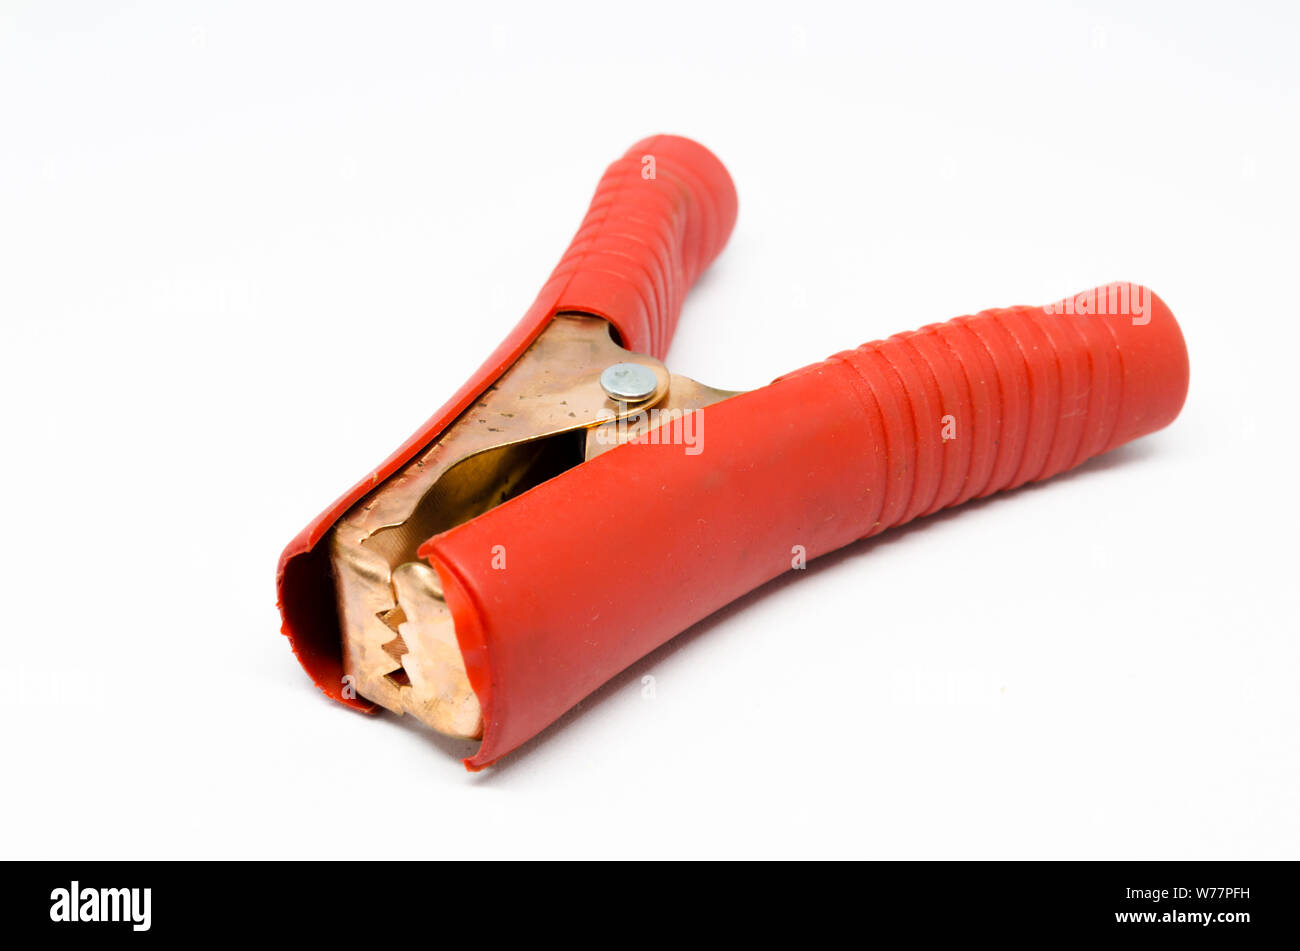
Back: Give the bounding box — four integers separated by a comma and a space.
329, 314, 736, 738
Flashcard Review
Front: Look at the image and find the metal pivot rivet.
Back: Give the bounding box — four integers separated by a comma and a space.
600, 362, 658, 402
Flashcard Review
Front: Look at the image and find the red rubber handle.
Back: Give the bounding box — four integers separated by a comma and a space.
423, 284, 1189, 769
276, 135, 736, 708
542, 134, 737, 359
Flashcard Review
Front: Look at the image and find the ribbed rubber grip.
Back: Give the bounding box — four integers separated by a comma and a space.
541, 134, 737, 359
423, 284, 1189, 769
809, 284, 1191, 537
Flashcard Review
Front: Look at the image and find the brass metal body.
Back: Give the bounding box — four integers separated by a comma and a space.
328, 314, 737, 739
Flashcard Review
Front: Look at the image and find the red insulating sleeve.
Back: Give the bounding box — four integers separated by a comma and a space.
542, 134, 738, 358
423, 286, 1189, 769
276, 135, 737, 710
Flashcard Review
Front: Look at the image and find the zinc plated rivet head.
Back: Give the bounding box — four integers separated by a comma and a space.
600, 362, 659, 402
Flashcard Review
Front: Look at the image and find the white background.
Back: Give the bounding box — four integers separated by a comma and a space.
2, 1, 1296, 859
